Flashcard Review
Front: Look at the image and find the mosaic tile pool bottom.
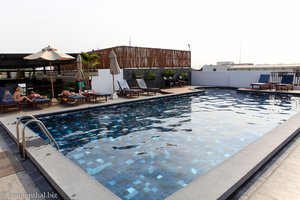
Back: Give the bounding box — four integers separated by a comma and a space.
36, 89, 298, 199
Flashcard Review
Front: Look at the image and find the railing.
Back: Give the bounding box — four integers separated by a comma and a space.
17, 115, 59, 160
271, 72, 300, 85
16, 115, 37, 151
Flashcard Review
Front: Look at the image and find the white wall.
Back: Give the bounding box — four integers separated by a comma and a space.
192, 70, 273, 88
192, 71, 231, 86
201, 64, 231, 71
92, 69, 274, 92
91, 69, 124, 93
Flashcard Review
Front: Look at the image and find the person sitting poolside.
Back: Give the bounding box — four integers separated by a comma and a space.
13, 87, 32, 102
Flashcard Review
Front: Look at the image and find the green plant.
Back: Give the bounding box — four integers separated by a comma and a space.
66, 87, 75, 92
145, 71, 156, 80
16, 70, 22, 79
179, 71, 188, 78
134, 71, 144, 78
162, 69, 176, 77
16, 70, 25, 79
81, 52, 100, 89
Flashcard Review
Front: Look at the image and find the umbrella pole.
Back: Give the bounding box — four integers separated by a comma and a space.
112, 74, 115, 92
49, 61, 55, 99
111, 74, 118, 99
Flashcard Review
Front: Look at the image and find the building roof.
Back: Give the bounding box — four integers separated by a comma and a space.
229, 63, 300, 70
0, 45, 191, 70
0, 53, 77, 69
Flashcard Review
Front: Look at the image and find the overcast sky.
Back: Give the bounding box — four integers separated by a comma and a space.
1, 0, 300, 68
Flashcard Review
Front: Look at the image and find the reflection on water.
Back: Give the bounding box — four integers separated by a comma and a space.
291, 97, 300, 111
268, 95, 282, 114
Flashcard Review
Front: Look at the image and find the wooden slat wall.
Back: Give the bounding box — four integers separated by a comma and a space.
95, 46, 191, 69
62, 46, 191, 70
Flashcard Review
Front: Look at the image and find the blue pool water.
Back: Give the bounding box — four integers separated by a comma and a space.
33, 89, 298, 200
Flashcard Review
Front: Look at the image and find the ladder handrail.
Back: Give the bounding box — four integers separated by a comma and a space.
22, 119, 59, 160
16, 115, 37, 151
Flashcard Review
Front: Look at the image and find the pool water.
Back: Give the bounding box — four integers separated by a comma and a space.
34, 89, 298, 200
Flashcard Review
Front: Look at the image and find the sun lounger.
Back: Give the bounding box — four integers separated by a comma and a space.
59, 91, 86, 105
28, 97, 51, 108
117, 80, 143, 97
136, 79, 160, 95
0, 87, 21, 112
275, 74, 294, 91
250, 74, 270, 90
82, 90, 111, 102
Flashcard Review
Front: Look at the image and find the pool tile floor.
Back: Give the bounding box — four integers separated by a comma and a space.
0, 129, 44, 200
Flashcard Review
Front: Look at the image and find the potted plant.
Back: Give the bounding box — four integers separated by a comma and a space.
179, 71, 188, 80
81, 52, 100, 89
162, 69, 176, 87
134, 71, 144, 79
145, 71, 156, 80
162, 69, 176, 78
16, 70, 25, 79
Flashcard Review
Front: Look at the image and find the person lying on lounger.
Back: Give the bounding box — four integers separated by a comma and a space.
28, 91, 46, 99
60, 90, 86, 105
13, 87, 32, 102
61, 90, 76, 96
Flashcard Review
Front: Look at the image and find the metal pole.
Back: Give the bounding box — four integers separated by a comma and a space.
112, 74, 115, 93
49, 60, 55, 98
22, 119, 59, 160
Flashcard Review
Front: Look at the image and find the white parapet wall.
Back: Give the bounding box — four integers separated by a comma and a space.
91, 69, 124, 94
191, 70, 273, 88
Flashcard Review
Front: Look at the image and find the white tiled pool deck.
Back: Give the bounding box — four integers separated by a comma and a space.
0, 86, 300, 200
232, 132, 300, 200
0, 130, 45, 200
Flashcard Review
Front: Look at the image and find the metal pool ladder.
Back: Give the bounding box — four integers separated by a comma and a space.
16, 115, 59, 160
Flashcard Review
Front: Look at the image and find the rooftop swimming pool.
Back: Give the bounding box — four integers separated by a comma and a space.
32, 89, 299, 200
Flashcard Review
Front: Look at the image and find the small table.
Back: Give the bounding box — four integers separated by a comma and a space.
177, 80, 187, 87
269, 82, 279, 90
275, 84, 293, 91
